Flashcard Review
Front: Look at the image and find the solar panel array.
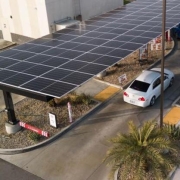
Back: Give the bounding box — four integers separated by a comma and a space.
0, 0, 179, 98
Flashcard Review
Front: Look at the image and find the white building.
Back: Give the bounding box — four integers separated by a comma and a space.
0, 0, 123, 43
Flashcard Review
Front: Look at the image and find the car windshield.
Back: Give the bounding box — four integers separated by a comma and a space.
130, 80, 150, 92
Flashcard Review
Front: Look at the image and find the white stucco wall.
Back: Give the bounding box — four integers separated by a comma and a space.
45, 0, 123, 24
80, 0, 123, 21
0, 0, 50, 39
0, 0, 123, 40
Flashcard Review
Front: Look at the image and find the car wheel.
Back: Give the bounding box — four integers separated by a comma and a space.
150, 96, 156, 106
169, 77, 174, 87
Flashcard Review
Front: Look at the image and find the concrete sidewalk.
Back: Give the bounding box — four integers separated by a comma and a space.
75, 78, 121, 102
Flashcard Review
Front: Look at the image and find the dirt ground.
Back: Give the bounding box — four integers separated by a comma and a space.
0, 41, 174, 149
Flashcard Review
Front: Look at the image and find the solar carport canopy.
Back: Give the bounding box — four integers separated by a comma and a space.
0, 0, 179, 101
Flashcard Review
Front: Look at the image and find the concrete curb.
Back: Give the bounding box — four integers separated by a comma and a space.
0, 38, 177, 154
172, 96, 180, 107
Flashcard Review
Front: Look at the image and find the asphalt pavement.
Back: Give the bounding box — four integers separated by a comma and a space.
0, 158, 42, 180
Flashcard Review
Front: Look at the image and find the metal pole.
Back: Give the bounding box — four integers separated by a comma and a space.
160, 0, 166, 128
3, 91, 17, 124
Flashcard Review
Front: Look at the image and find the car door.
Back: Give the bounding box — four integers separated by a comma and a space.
152, 77, 161, 98
164, 75, 169, 89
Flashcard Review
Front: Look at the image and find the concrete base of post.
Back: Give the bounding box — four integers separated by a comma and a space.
5, 121, 21, 134
96, 70, 106, 78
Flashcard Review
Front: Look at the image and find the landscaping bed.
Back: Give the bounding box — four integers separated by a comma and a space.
0, 94, 98, 149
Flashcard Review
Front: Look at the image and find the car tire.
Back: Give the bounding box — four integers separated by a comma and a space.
169, 77, 174, 87
150, 96, 156, 106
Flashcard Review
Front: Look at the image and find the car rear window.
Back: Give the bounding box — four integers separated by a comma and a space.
130, 80, 150, 92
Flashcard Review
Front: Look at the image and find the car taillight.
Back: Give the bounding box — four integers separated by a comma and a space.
124, 92, 129, 97
138, 97, 145, 101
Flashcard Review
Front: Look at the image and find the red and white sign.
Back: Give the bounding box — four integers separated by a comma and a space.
67, 102, 73, 123
19, 121, 49, 137
156, 43, 162, 50
166, 30, 172, 41
150, 36, 162, 51
118, 74, 127, 84
140, 44, 148, 59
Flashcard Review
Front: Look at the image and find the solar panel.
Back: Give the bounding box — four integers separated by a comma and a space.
25, 54, 52, 63
3, 73, 35, 86
42, 68, 72, 80
0, 70, 17, 81
21, 78, 55, 91
41, 82, 76, 97
0, 0, 179, 100
61, 72, 93, 85
59, 60, 89, 70
42, 57, 69, 67
0, 58, 19, 68
10, 51, 36, 60
23, 65, 52, 76
7, 62, 35, 72
102, 40, 126, 48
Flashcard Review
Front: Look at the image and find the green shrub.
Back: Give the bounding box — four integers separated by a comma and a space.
72, 93, 92, 105
54, 93, 92, 105
124, 0, 130, 5
81, 94, 92, 105
54, 96, 70, 106
163, 124, 180, 140
48, 99, 56, 107
28, 132, 41, 142
71, 96, 82, 104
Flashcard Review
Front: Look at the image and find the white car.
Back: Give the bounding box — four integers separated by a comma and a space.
123, 68, 174, 107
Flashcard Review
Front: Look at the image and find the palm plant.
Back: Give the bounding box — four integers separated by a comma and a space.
104, 121, 179, 180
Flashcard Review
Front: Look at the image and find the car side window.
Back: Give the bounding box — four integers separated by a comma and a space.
153, 78, 161, 89
164, 75, 168, 81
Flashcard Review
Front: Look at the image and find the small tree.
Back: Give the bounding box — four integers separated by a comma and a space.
104, 121, 179, 180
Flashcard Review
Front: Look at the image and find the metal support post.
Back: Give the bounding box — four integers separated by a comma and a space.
3, 91, 17, 125
160, 0, 166, 128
